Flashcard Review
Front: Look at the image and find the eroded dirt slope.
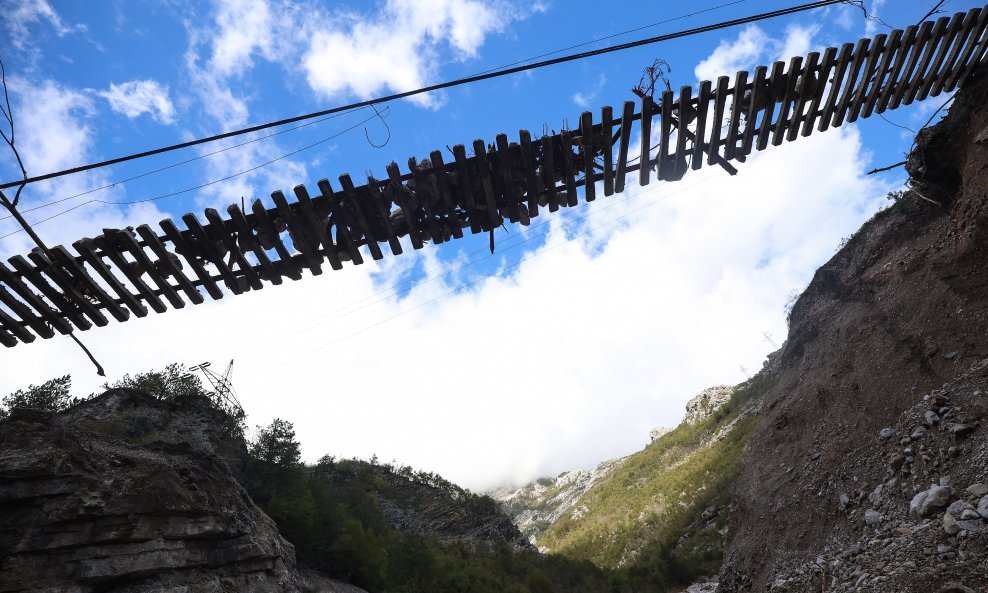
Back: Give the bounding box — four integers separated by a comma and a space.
718, 66, 988, 592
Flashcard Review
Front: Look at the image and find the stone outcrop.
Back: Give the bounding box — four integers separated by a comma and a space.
492, 456, 627, 547
683, 385, 734, 425
0, 389, 324, 593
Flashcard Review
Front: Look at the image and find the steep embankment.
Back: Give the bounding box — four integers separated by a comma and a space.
0, 389, 311, 593
497, 382, 767, 585
718, 66, 988, 592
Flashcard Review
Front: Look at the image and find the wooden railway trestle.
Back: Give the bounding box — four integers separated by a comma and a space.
0, 6, 986, 347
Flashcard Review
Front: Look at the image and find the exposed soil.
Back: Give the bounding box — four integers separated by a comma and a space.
718, 65, 988, 592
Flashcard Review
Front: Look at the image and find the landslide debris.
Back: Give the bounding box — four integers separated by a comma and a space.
717, 65, 988, 592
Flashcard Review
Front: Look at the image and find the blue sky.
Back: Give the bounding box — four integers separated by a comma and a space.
0, 0, 978, 489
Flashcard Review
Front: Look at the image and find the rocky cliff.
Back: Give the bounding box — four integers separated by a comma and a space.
717, 65, 988, 593
494, 381, 760, 582
492, 455, 629, 547
318, 460, 531, 550
0, 389, 358, 593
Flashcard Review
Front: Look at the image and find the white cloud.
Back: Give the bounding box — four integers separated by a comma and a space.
694, 23, 821, 83
0, 121, 887, 491
99, 80, 176, 125
303, 0, 519, 108
695, 25, 770, 82
2, 0, 73, 51
0, 78, 168, 261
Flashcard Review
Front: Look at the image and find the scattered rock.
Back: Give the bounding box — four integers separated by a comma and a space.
924, 410, 941, 426
879, 427, 895, 440
910, 485, 952, 519
965, 483, 988, 497
911, 425, 927, 440
945, 423, 977, 439
864, 509, 882, 525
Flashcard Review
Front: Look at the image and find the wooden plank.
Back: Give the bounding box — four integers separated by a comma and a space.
673, 87, 690, 179
0, 323, 16, 347
473, 139, 501, 225
944, 9, 988, 91
428, 151, 462, 239
579, 112, 596, 202
204, 208, 262, 291
182, 213, 246, 293
773, 57, 802, 145
846, 36, 885, 124
272, 189, 324, 274
802, 48, 838, 135
407, 159, 444, 243
833, 38, 870, 128
658, 90, 673, 181
317, 179, 363, 265
876, 25, 919, 112
560, 130, 578, 206
387, 162, 425, 248
367, 176, 407, 252
918, 12, 966, 101
45, 247, 127, 322
638, 95, 654, 186
292, 184, 343, 270
932, 8, 983, 95
73, 238, 148, 317
519, 130, 541, 213
136, 224, 205, 302
451, 146, 482, 234
600, 107, 615, 194
741, 66, 767, 155
890, 20, 935, 109
541, 134, 559, 211
692, 81, 711, 170
758, 61, 786, 149
614, 101, 635, 193
707, 77, 730, 164
115, 228, 187, 308
0, 306, 33, 344
0, 262, 78, 333
903, 17, 950, 105
340, 174, 384, 260
955, 14, 988, 88
724, 71, 748, 159
93, 233, 167, 313
6, 257, 93, 330
495, 134, 525, 219
861, 30, 902, 119
226, 204, 282, 283
160, 217, 225, 298
0, 281, 54, 338
819, 43, 855, 131
789, 52, 820, 138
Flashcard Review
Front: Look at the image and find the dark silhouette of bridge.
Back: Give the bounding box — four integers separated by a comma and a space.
0, 7, 985, 347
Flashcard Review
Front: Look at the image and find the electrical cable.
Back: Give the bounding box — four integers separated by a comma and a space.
0, 0, 846, 191
0, 0, 750, 223
0, 110, 382, 240
0, 107, 364, 221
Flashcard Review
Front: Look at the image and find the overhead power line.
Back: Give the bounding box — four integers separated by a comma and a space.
0, 0, 751, 222
0, 0, 846, 191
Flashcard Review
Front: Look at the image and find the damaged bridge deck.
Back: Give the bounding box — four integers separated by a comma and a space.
1, 7, 986, 347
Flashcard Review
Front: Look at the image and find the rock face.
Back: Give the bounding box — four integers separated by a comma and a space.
320, 463, 531, 550
683, 386, 734, 425
491, 456, 627, 547
0, 390, 304, 593
717, 66, 988, 592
